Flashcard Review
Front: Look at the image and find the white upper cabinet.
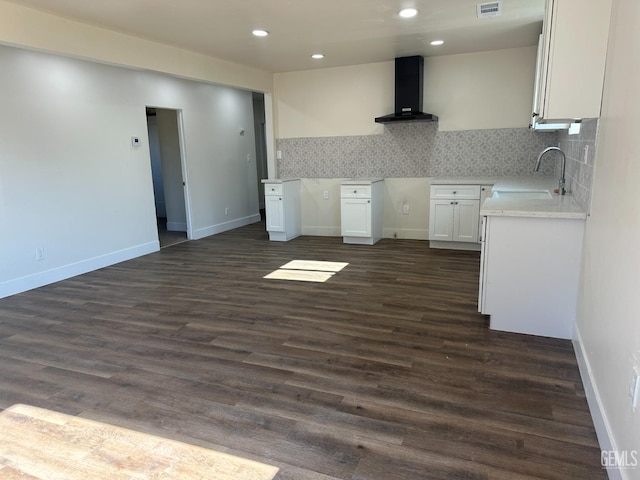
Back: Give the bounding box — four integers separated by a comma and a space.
532, 0, 612, 124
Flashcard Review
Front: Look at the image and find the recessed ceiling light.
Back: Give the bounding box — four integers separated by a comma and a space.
311, 54, 325, 59
252, 29, 269, 37
430, 40, 445, 46
398, 8, 418, 18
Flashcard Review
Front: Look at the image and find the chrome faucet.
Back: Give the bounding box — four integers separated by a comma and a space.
535, 146, 566, 195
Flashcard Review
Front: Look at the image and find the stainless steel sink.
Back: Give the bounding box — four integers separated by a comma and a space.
492, 190, 553, 199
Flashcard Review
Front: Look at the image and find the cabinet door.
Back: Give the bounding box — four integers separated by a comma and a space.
341, 198, 371, 237
537, 0, 611, 122
429, 200, 455, 241
453, 200, 480, 243
265, 195, 284, 232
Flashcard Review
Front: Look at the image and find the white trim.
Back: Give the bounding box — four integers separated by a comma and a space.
192, 214, 261, 240
175, 109, 194, 240
573, 325, 623, 480
429, 240, 481, 251
0, 241, 159, 299
263, 93, 277, 178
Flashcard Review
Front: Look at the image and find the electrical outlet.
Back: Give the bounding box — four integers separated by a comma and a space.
402, 203, 410, 215
276, 150, 282, 160
225, 208, 229, 216
323, 190, 329, 200
35, 247, 45, 261
246, 154, 251, 162
583, 145, 589, 163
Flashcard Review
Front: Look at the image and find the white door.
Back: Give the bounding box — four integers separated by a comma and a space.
341, 198, 371, 237
265, 195, 284, 232
453, 200, 480, 243
429, 200, 455, 241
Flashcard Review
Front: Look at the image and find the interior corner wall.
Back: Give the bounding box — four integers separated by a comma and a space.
0, 43, 259, 299
273, 46, 537, 138
574, 0, 640, 474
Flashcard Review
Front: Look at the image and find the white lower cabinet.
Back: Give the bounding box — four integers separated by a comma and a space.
479, 214, 585, 339
263, 179, 301, 241
429, 185, 481, 249
341, 198, 371, 237
340, 179, 384, 245
265, 195, 285, 231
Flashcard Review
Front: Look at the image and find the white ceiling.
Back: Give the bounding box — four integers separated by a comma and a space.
7, 0, 545, 73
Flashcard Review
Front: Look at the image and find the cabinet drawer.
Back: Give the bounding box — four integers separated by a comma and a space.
430, 185, 481, 200
341, 185, 371, 198
264, 183, 282, 196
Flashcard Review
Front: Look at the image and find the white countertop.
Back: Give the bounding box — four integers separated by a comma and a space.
341, 178, 384, 185
481, 195, 586, 219
432, 175, 586, 219
261, 178, 300, 184
430, 176, 557, 188
430, 176, 501, 185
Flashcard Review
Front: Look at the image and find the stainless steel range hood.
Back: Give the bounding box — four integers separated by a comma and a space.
375, 56, 438, 124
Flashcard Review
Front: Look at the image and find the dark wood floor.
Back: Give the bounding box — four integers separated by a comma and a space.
0, 221, 605, 479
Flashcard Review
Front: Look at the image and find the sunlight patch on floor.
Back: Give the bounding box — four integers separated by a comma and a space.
264, 260, 349, 283
0, 404, 279, 480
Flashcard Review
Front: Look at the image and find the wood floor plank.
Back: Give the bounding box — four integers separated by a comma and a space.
0, 221, 606, 479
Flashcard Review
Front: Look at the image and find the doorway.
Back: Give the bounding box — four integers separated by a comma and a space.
252, 93, 269, 219
146, 107, 189, 248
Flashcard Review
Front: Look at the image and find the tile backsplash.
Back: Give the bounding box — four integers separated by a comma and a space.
557, 118, 598, 211
277, 123, 558, 179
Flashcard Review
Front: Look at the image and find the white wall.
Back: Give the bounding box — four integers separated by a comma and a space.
0, 44, 259, 298
274, 46, 537, 137
299, 178, 431, 240
424, 47, 537, 131
575, 0, 640, 476
0, 1, 272, 93
274, 62, 392, 138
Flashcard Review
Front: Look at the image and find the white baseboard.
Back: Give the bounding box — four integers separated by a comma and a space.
166, 221, 187, 232
573, 325, 623, 480
301, 227, 429, 240
0, 241, 159, 300
429, 240, 481, 251
192, 214, 261, 240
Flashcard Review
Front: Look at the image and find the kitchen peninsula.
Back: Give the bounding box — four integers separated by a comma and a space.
478, 182, 586, 339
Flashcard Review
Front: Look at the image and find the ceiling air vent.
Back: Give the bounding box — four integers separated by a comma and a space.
477, 1, 502, 18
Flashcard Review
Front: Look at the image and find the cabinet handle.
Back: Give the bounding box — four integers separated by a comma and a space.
367, 200, 370, 203
353, 190, 357, 194
452, 191, 457, 194
279, 197, 282, 200
450, 201, 454, 205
